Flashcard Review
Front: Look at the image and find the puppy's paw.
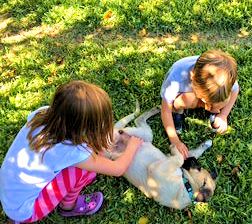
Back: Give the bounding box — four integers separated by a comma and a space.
170, 144, 179, 155
200, 139, 212, 151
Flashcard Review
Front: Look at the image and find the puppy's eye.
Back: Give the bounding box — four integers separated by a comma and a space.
203, 178, 206, 187
200, 179, 207, 191
119, 130, 124, 134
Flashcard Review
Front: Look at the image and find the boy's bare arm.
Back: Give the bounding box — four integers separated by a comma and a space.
161, 99, 188, 158
214, 88, 239, 133
219, 88, 239, 118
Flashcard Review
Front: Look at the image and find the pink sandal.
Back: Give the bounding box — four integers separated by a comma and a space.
59, 192, 103, 217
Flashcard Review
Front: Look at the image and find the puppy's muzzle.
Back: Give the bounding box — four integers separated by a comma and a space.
196, 188, 212, 202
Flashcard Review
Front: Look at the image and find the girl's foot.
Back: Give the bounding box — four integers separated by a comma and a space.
59, 192, 103, 217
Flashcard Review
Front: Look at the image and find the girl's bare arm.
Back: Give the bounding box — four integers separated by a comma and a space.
75, 136, 143, 177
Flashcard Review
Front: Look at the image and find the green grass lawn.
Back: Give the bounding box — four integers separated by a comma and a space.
0, 0, 252, 223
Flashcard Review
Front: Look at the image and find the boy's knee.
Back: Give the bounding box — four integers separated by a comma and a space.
174, 93, 199, 111
173, 98, 186, 111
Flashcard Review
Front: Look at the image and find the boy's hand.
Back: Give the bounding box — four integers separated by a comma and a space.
213, 114, 228, 134
174, 140, 189, 159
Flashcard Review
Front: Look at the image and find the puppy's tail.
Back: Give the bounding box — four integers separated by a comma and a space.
114, 100, 140, 129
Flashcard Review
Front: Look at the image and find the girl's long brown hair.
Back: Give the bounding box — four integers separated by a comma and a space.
27, 80, 114, 154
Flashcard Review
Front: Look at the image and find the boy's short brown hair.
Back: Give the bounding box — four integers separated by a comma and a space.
192, 49, 237, 103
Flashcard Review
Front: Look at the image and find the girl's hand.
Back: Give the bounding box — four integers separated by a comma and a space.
213, 114, 228, 134
174, 140, 189, 159
127, 136, 144, 151
76, 136, 143, 177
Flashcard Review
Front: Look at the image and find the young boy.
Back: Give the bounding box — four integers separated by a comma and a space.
160, 50, 239, 158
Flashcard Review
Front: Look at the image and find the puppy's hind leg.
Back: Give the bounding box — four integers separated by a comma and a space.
188, 140, 212, 159
114, 100, 140, 129
134, 107, 160, 142
134, 107, 160, 128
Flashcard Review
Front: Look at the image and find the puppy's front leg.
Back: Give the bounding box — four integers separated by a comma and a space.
169, 144, 184, 168
188, 140, 212, 159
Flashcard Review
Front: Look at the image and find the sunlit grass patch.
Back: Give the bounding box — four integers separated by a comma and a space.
0, 14, 13, 35
1, 23, 63, 44
101, 9, 124, 30
9, 90, 43, 109
0, 76, 48, 100
194, 202, 213, 215
43, 5, 89, 26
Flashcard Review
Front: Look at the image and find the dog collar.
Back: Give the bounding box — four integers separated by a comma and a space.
182, 170, 197, 203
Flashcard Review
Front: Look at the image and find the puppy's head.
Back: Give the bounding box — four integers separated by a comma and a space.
182, 157, 217, 202
106, 129, 131, 159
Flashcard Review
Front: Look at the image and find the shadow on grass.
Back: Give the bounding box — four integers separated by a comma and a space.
1, 0, 251, 35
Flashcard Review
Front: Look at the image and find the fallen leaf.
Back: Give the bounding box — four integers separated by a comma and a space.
55, 56, 64, 65
238, 29, 249, 38
191, 34, 199, 43
138, 28, 147, 37
231, 165, 240, 176
103, 10, 113, 20
47, 77, 54, 84
216, 155, 224, 164
138, 216, 148, 224
140, 80, 145, 86
123, 78, 130, 85
138, 4, 144, 11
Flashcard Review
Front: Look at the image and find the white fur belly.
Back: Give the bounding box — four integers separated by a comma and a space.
124, 142, 166, 197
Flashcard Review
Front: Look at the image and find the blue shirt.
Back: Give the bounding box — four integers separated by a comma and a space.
0, 107, 92, 221
160, 56, 239, 103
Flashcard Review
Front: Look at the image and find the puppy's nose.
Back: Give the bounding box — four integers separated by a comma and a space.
119, 130, 124, 134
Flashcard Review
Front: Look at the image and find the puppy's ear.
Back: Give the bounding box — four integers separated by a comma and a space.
196, 188, 212, 202
182, 157, 201, 171
210, 170, 218, 180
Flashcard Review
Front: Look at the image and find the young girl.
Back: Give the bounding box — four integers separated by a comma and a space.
160, 49, 239, 158
0, 80, 143, 223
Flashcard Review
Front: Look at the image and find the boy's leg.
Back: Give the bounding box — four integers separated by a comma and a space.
172, 93, 190, 133
172, 112, 184, 134
23, 167, 97, 222
173, 93, 217, 133
173, 93, 199, 111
